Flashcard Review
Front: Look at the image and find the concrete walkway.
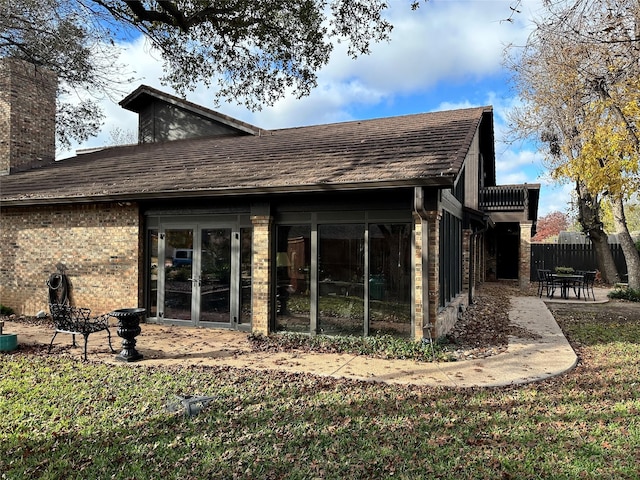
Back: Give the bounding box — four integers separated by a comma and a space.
4, 289, 610, 388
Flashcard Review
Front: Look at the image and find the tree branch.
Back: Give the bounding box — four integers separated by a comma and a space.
123, 1, 186, 30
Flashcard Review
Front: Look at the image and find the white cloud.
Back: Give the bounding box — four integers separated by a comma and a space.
66, 1, 543, 141
538, 182, 574, 217
321, 1, 535, 93
61, 0, 569, 215
496, 148, 540, 176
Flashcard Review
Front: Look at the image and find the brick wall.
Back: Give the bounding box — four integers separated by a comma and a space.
250, 215, 272, 335
0, 203, 140, 316
425, 210, 471, 339
424, 210, 441, 335
462, 229, 471, 292
412, 212, 425, 341
0, 58, 57, 174
519, 222, 533, 289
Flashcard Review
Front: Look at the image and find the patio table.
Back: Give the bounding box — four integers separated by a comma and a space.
550, 274, 584, 299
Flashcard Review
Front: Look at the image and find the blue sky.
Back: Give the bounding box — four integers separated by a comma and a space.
64, 0, 572, 217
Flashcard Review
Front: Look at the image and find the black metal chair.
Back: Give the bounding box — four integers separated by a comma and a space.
581, 271, 597, 301
540, 269, 560, 298
48, 304, 116, 360
536, 269, 551, 297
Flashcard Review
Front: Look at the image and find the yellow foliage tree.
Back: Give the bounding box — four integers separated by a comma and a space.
507, 0, 640, 289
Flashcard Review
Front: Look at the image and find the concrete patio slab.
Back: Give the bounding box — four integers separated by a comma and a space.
3, 291, 592, 388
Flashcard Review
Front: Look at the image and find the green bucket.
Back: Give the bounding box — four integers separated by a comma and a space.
0, 334, 18, 352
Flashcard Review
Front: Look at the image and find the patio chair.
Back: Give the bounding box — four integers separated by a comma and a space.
580, 271, 596, 301
541, 269, 559, 298
536, 269, 551, 297
48, 303, 116, 361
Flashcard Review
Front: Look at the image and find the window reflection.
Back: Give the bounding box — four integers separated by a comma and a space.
369, 224, 411, 338
275, 221, 412, 339
240, 228, 252, 324
147, 229, 158, 317
275, 225, 311, 332
200, 228, 231, 323
318, 224, 365, 336
164, 229, 194, 321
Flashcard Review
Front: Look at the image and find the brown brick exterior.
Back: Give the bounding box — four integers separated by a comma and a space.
412, 213, 426, 341
250, 215, 272, 335
425, 210, 443, 336
425, 210, 471, 339
0, 203, 140, 316
462, 229, 471, 292
519, 222, 533, 289
0, 58, 56, 174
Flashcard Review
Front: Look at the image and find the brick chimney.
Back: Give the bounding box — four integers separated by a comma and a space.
0, 58, 57, 175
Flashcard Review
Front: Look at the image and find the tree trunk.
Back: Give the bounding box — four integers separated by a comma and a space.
589, 229, 620, 283
576, 182, 620, 284
611, 196, 640, 290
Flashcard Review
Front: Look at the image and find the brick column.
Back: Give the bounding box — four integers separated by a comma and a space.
0, 58, 57, 174
462, 229, 472, 293
426, 211, 441, 336
519, 222, 533, 290
251, 215, 272, 335
413, 213, 426, 341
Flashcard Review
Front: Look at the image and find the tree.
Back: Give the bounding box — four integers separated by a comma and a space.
532, 211, 569, 243
1, 0, 415, 149
505, 10, 620, 283
0, 0, 131, 148
108, 127, 137, 146
506, 0, 640, 288
99, 0, 396, 111
599, 194, 640, 235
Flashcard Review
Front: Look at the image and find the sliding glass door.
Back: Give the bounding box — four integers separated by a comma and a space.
199, 228, 232, 324
151, 221, 251, 329
163, 228, 194, 322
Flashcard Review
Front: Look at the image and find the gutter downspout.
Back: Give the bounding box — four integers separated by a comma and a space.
413, 187, 431, 340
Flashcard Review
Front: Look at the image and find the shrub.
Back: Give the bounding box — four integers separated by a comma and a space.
608, 286, 640, 302
0, 304, 14, 316
555, 266, 574, 274
248, 332, 447, 362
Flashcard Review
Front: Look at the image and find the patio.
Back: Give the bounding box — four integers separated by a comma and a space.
1, 286, 605, 387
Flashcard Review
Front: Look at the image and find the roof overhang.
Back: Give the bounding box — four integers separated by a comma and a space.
1, 175, 459, 207
463, 206, 494, 231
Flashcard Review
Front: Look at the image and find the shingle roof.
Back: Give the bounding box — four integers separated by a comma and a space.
0, 106, 492, 205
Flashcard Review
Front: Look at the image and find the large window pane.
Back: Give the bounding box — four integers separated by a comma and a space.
369, 224, 411, 338
200, 228, 231, 322
439, 211, 462, 307
318, 224, 365, 336
239, 227, 252, 324
164, 229, 194, 320
147, 229, 158, 317
275, 225, 311, 332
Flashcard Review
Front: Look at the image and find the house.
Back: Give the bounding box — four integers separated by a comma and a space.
0, 58, 539, 341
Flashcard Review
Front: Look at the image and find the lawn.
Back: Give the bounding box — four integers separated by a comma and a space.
1, 310, 639, 479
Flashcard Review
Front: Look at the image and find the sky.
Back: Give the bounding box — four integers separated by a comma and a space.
63, 0, 574, 217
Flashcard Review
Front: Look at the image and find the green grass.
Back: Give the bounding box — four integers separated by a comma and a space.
2, 316, 640, 479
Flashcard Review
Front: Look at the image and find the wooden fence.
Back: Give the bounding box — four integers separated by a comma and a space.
530, 243, 628, 281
